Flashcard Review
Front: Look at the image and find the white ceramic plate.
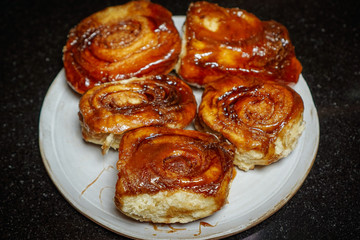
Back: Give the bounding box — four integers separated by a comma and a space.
39, 16, 319, 239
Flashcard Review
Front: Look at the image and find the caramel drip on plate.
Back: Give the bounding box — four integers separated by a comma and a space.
80, 165, 115, 197
151, 223, 186, 233
99, 186, 114, 206
194, 221, 216, 236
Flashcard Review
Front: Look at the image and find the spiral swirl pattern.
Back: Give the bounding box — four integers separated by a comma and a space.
63, 1, 181, 94
197, 75, 304, 169
79, 75, 196, 134
176, 1, 302, 87
116, 127, 234, 195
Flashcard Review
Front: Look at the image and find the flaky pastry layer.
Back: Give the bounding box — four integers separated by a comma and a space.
115, 126, 234, 223
63, 1, 181, 94
78, 75, 197, 153
196, 75, 305, 171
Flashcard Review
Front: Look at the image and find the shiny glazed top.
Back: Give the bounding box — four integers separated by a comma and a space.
79, 75, 197, 134
177, 1, 302, 87
197, 75, 304, 158
115, 127, 234, 196
63, 1, 181, 94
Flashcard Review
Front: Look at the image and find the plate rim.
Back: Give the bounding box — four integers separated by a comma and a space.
39, 15, 320, 239
39, 68, 319, 239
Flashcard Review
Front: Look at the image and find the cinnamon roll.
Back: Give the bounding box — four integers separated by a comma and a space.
63, 1, 181, 94
176, 1, 302, 87
196, 75, 305, 171
78, 75, 196, 154
115, 126, 234, 223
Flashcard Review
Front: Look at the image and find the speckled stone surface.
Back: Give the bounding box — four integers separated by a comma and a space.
1, 0, 359, 239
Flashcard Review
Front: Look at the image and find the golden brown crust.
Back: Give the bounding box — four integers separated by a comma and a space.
115, 126, 234, 195
63, 1, 181, 94
114, 126, 234, 223
176, 1, 302, 87
196, 75, 304, 170
78, 75, 197, 152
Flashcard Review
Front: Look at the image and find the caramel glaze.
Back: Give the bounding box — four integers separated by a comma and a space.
63, 1, 181, 94
115, 127, 234, 197
196, 75, 304, 163
176, 1, 302, 87
151, 223, 186, 233
194, 221, 215, 236
79, 75, 197, 135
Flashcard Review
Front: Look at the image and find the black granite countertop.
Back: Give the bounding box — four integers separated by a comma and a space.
1, 0, 359, 239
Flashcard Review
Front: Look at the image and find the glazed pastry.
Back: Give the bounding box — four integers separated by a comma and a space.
176, 1, 302, 87
78, 75, 197, 154
196, 75, 305, 171
115, 126, 234, 223
63, 1, 181, 94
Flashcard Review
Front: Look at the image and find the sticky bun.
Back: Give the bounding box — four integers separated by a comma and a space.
196, 75, 305, 171
176, 1, 302, 87
78, 75, 196, 154
63, 1, 181, 94
115, 126, 234, 223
